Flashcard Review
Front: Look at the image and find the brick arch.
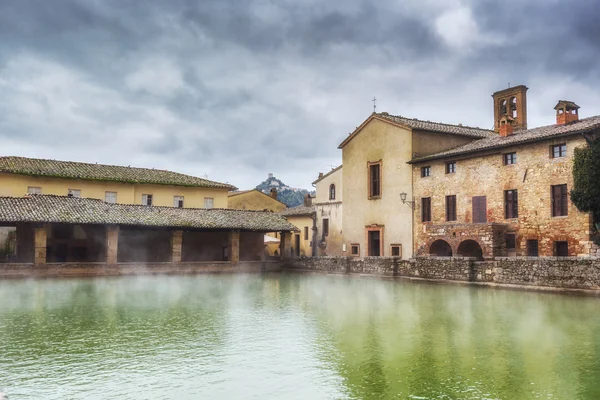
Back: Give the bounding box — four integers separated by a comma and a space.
429, 239, 453, 257
456, 239, 484, 261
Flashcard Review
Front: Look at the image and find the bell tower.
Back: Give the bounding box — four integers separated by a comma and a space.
492, 85, 528, 133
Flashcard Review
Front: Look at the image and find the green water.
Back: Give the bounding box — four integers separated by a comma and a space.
1, 274, 600, 399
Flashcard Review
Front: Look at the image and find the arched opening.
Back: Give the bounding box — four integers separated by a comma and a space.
500, 99, 507, 115
457, 240, 484, 260
329, 184, 336, 200
430, 240, 452, 257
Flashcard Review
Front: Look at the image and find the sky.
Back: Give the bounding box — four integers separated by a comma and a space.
1, 0, 599, 190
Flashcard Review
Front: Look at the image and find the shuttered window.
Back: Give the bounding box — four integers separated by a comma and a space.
369, 163, 381, 198
421, 197, 431, 222
527, 240, 539, 256
472, 196, 487, 223
551, 184, 568, 217
504, 190, 518, 219
446, 195, 457, 222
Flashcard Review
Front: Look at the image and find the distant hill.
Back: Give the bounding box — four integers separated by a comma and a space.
255, 174, 314, 208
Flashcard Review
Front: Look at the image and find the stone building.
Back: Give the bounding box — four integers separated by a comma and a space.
0, 156, 234, 208
313, 166, 343, 256
338, 113, 494, 259
410, 88, 599, 258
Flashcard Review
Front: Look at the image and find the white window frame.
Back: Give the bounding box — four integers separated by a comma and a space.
142, 194, 153, 206
204, 197, 214, 209
105, 191, 117, 204
173, 196, 184, 208
27, 186, 42, 194
68, 189, 81, 198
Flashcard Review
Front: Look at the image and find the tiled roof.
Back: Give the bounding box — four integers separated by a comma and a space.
411, 115, 600, 163
312, 165, 342, 185
0, 195, 297, 232
278, 205, 316, 217
0, 156, 236, 190
376, 113, 494, 138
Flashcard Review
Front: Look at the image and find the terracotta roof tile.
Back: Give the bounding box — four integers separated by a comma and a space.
377, 113, 494, 138
411, 115, 600, 163
0, 195, 296, 231
0, 156, 236, 189
278, 205, 316, 217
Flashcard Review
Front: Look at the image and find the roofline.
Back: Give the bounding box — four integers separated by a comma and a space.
491, 85, 529, 96
227, 189, 287, 206
409, 127, 598, 164
338, 113, 415, 149
312, 165, 342, 184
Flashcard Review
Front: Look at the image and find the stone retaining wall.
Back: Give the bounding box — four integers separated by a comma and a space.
0, 261, 282, 279
285, 256, 600, 291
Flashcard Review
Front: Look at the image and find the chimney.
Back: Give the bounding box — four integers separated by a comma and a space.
270, 188, 277, 200
554, 100, 580, 125
304, 194, 312, 207
318, 172, 324, 179
492, 85, 528, 133
498, 116, 514, 137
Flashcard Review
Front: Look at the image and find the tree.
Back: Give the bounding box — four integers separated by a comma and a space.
570, 135, 600, 241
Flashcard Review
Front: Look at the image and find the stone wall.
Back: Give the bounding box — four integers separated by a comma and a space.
285, 256, 600, 291
412, 135, 594, 257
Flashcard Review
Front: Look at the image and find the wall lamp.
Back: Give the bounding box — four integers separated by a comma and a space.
400, 192, 414, 209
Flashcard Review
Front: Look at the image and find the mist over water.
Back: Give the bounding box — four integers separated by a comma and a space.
1, 274, 600, 399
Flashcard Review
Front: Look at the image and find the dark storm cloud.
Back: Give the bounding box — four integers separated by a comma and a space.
1, 0, 600, 189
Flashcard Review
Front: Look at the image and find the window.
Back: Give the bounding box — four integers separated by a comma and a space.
421, 166, 431, 177
527, 239, 539, 257
390, 244, 401, 258
500, 99, 507, 115
204, 197, 214, 209
368, 231, 381, 256
304, 226, 309, 241
421, 197, 431, 222
105, 191, 117, 204
368, 162, 381, 198
504, 152, 517, 165
351, 244, 360, 257
551, 144, 567, 158
445, 162, 456, 174
472, 196, 487, 223
329, 184, 336, 200
142, 194, 153, 206
446, 195, 457, 222
504, 190, 518, 219
322, 218, 329, 240
173, 196, 184, 208
68, 189, 81, 198
554, 241, 569, 257
27, 186, 42, 194
551, 184, 568, 217
506, 234, 516, 249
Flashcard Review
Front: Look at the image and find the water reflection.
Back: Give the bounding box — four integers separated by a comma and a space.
1, 274, 600, 399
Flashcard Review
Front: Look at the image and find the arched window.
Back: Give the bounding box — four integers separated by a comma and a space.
500, 99, 507, 115
329, 184, 336, 200
510, 97, 517, 118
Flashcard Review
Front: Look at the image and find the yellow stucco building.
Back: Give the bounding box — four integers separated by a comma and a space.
338, 113, 493, 259
279, 198, 315, 257
0, 156, 235, 208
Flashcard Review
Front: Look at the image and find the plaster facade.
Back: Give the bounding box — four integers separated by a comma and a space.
314, 166, 343, 256
0, 173, 229, 208
227, 190, 286, 212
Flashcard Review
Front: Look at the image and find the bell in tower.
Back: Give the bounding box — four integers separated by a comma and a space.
492, 85, 528, 133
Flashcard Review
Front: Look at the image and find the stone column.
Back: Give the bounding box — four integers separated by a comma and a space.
229, 230, 240, 265
172, 230, 183, 264
34, 225, 47, 266
280, 231, 292, 260
106, 225, 119, 266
